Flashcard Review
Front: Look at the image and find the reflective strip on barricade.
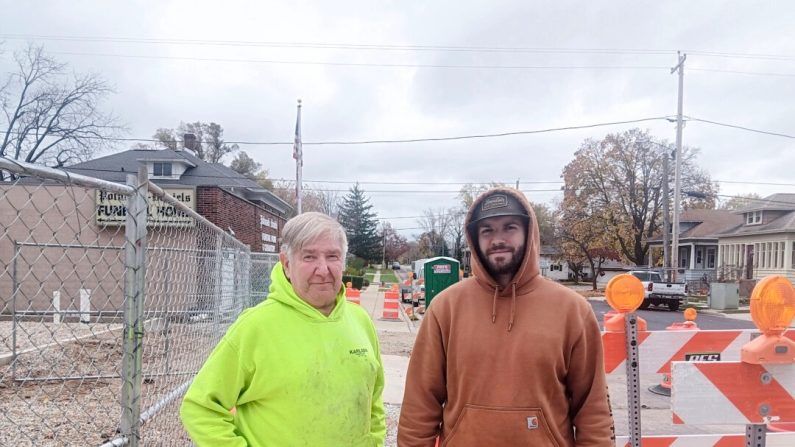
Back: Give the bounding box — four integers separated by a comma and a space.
602, 330, 795, 377
671, 361, 795, 425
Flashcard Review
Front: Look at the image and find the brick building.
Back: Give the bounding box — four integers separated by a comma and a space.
66, 147, 291, 253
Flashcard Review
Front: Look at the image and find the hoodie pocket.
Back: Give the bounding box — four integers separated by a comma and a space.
442, 405, 560, 447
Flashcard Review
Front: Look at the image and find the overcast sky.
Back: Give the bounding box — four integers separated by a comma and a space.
2, 1, 794, 237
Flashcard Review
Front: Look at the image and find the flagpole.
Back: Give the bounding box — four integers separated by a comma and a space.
293, 99, 303, 214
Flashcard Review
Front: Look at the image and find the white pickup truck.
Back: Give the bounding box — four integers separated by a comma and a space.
628, 270, 687, 311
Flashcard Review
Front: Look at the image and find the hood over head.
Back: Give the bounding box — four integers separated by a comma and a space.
465, 188, 541, 330
466, 188, 540, 290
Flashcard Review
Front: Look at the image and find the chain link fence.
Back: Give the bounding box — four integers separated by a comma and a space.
0, 157, 272, 446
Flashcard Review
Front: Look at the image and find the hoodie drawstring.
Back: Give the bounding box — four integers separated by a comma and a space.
491, 283, 517, 332
508, 283, 516, 332
491, 286, 498, 324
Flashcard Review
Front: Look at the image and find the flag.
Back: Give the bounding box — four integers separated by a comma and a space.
293, 100, 302, 166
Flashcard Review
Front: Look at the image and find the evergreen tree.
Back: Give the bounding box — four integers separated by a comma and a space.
338, 183, 382, 262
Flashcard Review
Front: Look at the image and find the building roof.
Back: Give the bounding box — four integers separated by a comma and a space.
65, 148, 292, 214
649, 208, 744, 244
733, 193, 795, 213
678, 209, 745, 238
719, 196, 795, 237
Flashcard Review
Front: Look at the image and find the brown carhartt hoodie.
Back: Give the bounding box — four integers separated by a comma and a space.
398, 188, 615, 447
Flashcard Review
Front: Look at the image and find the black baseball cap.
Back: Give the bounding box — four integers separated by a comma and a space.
467, 192, 529, 229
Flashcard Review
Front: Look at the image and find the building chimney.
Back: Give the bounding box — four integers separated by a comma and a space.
182, 133, 197, 152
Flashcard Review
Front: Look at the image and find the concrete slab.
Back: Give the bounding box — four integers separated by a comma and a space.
382, 354, 409, 405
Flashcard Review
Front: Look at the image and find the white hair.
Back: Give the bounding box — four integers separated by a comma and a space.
280, 212, 348, 259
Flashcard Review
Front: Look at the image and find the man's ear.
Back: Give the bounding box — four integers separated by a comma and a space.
279, 252, 290, 279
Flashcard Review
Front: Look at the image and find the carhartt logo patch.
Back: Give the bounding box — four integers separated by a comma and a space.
526, 416, 538, 430
481, 194, 508, 212
349, 348, 368, 357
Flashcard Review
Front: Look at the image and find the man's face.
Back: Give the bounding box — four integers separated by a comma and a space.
476, 215, 527, 279
280, 235, 344, 315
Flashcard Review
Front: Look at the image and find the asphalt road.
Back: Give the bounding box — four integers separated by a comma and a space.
393, 266, 757, 330
589, 299, 758, 330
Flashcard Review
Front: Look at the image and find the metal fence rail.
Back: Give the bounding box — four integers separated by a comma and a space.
0, 156, 269, 446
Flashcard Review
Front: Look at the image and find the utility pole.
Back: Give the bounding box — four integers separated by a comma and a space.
292, 99, 303, 214
382, 225, 387, 268
670, 52, 686, 282
662, 151, 671, 281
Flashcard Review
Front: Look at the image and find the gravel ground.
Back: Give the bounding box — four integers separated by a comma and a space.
1, 320, 415, 446
377, 329, 416, 357
1, 320, 219, 446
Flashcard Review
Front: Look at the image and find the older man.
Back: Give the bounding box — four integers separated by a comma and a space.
181, 212, 385, 447
399, 188, 614, 446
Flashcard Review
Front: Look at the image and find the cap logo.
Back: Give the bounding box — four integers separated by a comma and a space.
481, 194, 508, 212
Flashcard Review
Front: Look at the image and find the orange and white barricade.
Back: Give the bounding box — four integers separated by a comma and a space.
345, 287, 361, 305
381, 291, 400, 320
603, 274, 795, 447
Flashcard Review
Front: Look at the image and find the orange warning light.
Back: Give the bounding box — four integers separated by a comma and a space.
683, 307, 697, 322
741, 275, 795, 364
605, 274, 645, 313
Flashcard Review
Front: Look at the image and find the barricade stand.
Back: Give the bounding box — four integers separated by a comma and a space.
381, 291, 401, 321
649, 308, 699, 396
671, 275, 795, 447
603, 274, 647, 447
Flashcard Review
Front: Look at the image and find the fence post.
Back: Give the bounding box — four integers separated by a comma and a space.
120, 166, 148, 446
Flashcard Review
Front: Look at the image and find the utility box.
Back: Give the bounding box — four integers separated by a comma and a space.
709, 282, 740, 310
423, 257, 460, 308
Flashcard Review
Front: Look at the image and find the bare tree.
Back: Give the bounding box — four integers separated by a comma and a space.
315, 188, 341, 218
0, 44, 123, 179
417, 208, 452, 257
150, 121, 238, 163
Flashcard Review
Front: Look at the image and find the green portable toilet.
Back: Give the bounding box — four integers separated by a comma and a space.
423, 256, 460, 308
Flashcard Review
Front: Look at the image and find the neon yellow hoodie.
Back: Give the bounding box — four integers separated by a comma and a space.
180, 262, 385, 446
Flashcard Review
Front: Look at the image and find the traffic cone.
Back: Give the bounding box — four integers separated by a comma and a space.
381, 291, 400, 320
649, 308, 699, 396
345, 287, 361, 305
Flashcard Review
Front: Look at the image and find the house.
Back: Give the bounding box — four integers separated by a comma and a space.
647, 209, 744, 281
539, 245, 569, 281
65, 147, 291, 253
715, 194, 795, 282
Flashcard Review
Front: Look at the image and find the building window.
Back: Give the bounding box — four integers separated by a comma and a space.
746, 211, 762, 225
791, 242, 795, 269
707, 248, 715, 269
153, 162, 172, 177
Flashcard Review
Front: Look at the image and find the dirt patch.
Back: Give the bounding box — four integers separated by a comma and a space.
576, 288, 606, 298
378, 330, 416, 357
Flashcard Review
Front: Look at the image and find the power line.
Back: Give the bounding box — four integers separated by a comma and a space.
716, 180, 795, 187
687, 50, 795, 62
687, 117, 795, 139
58, 167, 795, 193
1, 33, 677, 55
10, 34, 795, 62
4, 116, 671, 146
48, 50, 670, 71
690, 68, 795, 78
271, 188, 563, 194
270, 178, 563, 185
